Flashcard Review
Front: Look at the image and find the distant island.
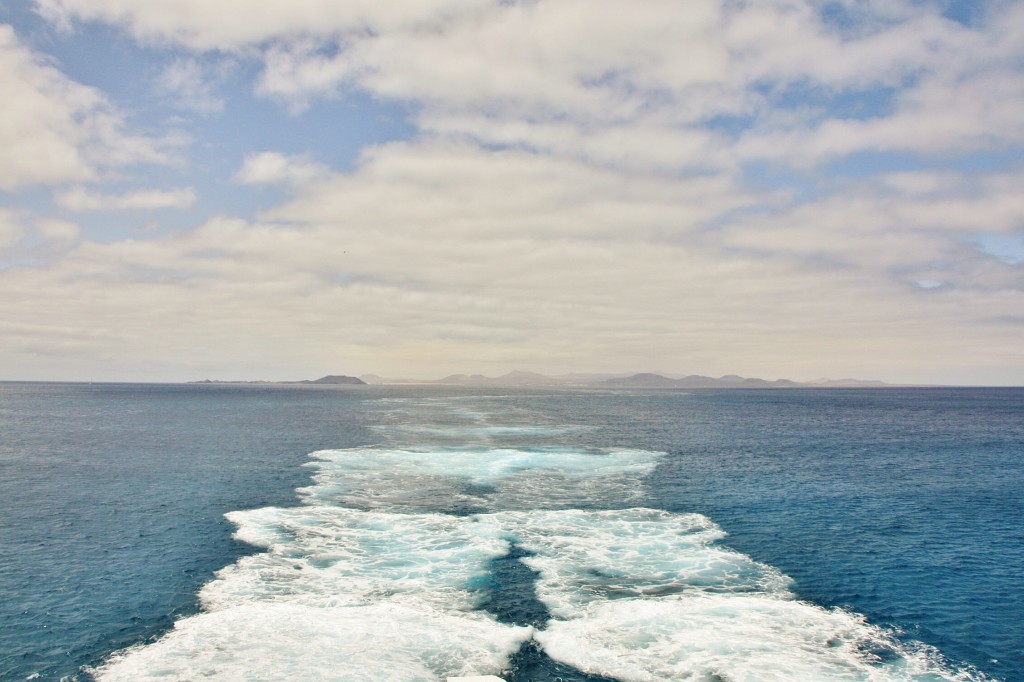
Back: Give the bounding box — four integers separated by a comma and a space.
191, 371, 893, 388
190, 375, 365, 385
402, 371, 890, 388
300, 375, 366, 385
195, 368, 901, 385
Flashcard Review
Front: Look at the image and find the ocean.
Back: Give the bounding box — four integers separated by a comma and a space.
0, 383, 1021, 681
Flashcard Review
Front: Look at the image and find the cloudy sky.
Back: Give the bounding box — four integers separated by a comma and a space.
1, 0, 1022, 384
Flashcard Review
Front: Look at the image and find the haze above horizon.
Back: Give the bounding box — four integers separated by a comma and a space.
1, 1, 1022, 386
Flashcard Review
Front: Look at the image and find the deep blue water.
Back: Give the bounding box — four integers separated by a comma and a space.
0, 383, 1021, 680
0, 383, 375, 681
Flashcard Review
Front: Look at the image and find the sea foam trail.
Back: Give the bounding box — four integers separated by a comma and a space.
94, 508, 532, 681
486, 509, 982, 682
301, 446, 663, 512
96, 506, 982, 682
94, 444, 659, 681
95, 602, 526, 682
94, 405, 984, 682
204, 507, 512, 612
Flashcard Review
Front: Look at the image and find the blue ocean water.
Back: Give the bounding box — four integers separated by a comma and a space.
0, 384, 1021, 680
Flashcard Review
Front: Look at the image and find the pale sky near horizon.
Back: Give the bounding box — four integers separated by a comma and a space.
1, 0, 1022, 384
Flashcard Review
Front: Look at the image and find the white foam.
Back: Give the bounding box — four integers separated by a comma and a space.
377, 424, 590, 440
481, 508, 788, 618
536, 596, 974, 681
308, 446, 659, 487
302, 446, 662, 511
95, 506, 531, 681
95, 602, 529, 681
479, 508, 980, 682
96, 390, 981, 682
97, 503, 979, 682
202, 506, 509, 612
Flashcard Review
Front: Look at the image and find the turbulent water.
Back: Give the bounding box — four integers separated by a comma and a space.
1, 384, 1021, 680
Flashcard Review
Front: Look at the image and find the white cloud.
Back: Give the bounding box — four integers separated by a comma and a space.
253, 3, 1024, 172
3, 138, 1021, 383
0, 24, 95, 189
158, 58, 225, 113
0, 24, 181, 191
736, 67, 1024, 164
1, 211, 81, 250
56, 186, 197, 211
419, 112, 733, 174
731, 3, 1024, 164
0, 208, 26, 249
35, 1, 1024, 170
35, 0, 487, 50
256, 42, 360, 111
36, 218, 81, 243
720, 166, 1024, 297
234, 152, 330, 187
340, 0, 727, 116
256, 141, 749, 244
5, 1, 1023, 383
724, 2, 962, 88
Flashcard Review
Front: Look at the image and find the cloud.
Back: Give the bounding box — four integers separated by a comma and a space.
736, 70, 1024, 164
158, 57, 226, 113
255, 41, 361, 111
724, 1, 960, 87
1, 210, 80, 250
35, 0, 486, 50
0, 24, 182, 191
35, 1, 1024, 171
0, 208, 25, 249
5, 1, 1023, 383
256, 141, 750, 244
234, 152, 330, 187
55, 186, 197, 211
3, 137, 1021, 383
418, 112, 732, 174
720, 165, 1024, 296
36, 218, 81, 243
0, 24, 95, 189
731, 4, 1024, 164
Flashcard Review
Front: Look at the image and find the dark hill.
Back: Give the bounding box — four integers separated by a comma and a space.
303, 375, 366, 385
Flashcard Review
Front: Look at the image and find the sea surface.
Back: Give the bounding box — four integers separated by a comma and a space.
0, 383, 1021, 681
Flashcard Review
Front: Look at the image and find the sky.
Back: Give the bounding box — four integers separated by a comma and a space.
0, 0, 1022, 385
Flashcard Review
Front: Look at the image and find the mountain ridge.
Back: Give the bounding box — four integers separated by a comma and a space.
191, 371, 896, 388
354, 371, 896, 388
